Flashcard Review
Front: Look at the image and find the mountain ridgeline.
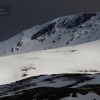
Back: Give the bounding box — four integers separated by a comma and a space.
0, 13, 100, 56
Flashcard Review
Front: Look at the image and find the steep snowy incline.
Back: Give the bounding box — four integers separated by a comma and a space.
1, 13, 100, 56
0, 40, 100, 85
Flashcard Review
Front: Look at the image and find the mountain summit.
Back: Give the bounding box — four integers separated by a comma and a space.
0, 13, 100, 56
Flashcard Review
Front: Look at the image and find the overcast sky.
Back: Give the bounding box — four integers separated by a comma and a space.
0, 0, 100, 42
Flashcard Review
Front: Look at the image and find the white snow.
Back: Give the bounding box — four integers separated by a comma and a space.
0, 12, 100, 88
0, 13, 100, 56
0, 12, 100, 100
0, 40, 100, 85
61, 92, 100, 100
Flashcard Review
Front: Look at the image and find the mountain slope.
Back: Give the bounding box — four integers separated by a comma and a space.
0, 13, 100, 100
1, 13, 100, 56
0, 40, 100, 85
0, 73, 100, 100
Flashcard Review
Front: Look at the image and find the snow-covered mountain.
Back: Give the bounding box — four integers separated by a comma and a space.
1, 13, 100, 100
1, 12, 100, 84
0, 39, 100, 85
1, 13, 100, 56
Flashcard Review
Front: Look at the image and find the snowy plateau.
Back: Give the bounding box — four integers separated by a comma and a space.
0, 13, 100, 100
